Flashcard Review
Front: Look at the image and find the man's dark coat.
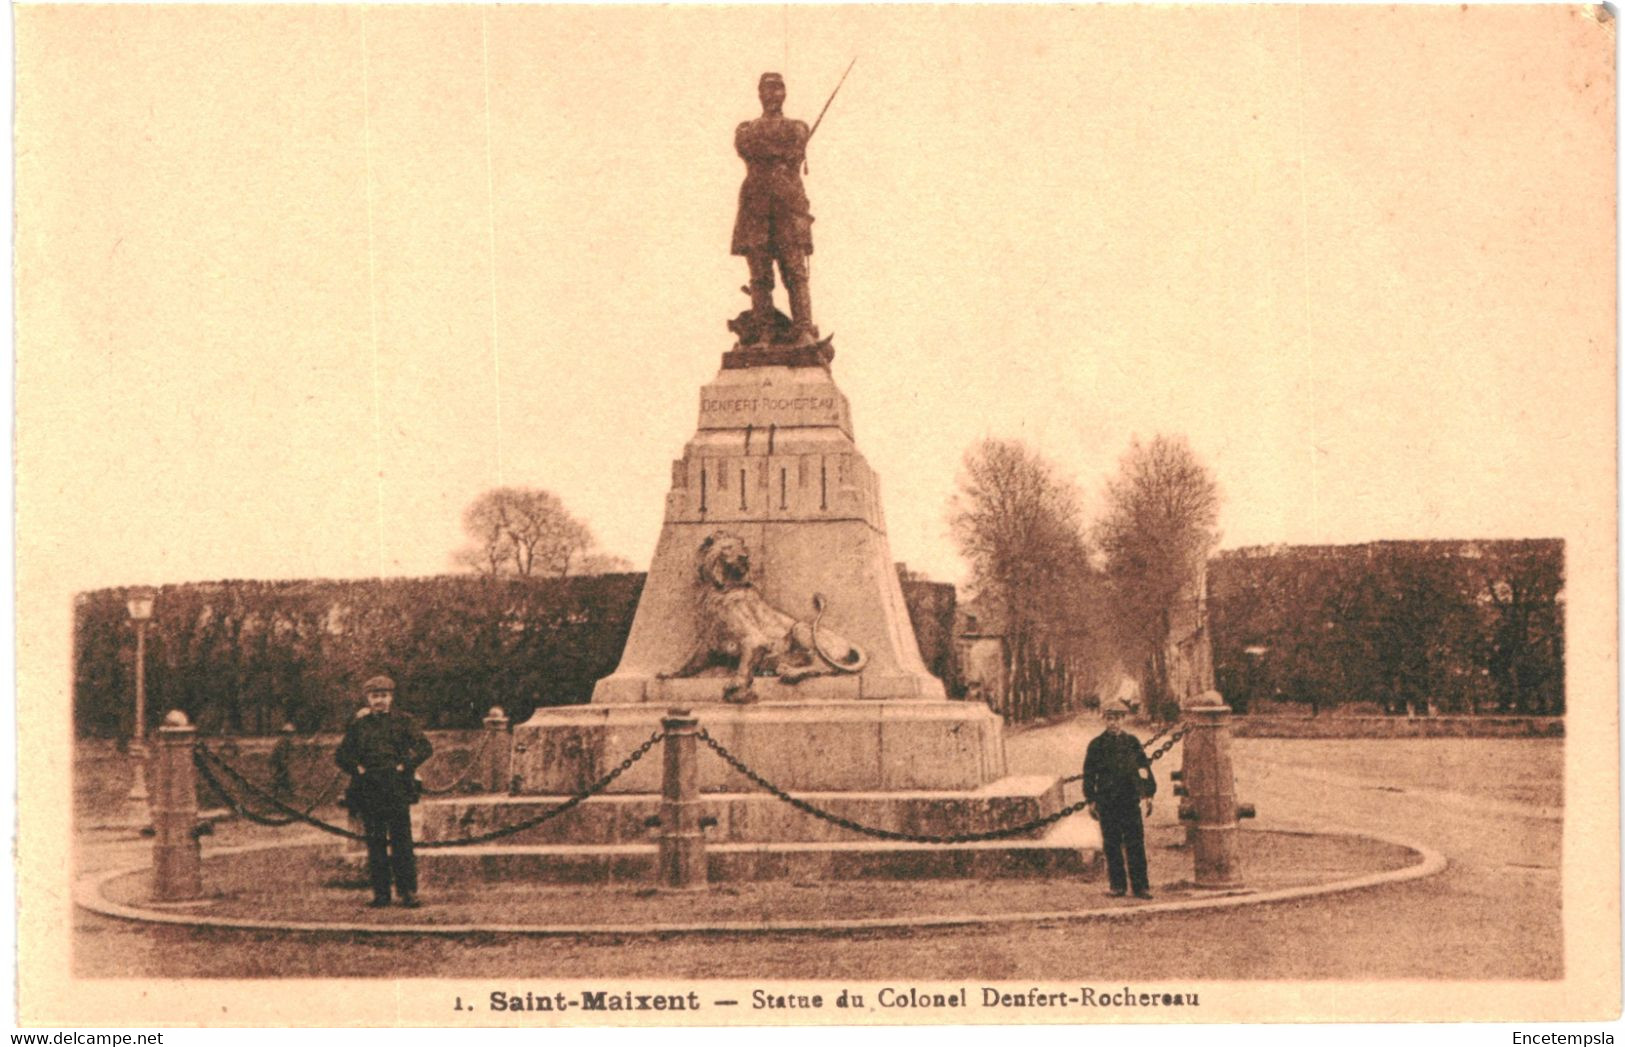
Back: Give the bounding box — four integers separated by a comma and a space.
1082, 727, 1156, 895
336, 709, 433, 901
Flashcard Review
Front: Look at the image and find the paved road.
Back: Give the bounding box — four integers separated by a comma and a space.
72, 722, 1562, 980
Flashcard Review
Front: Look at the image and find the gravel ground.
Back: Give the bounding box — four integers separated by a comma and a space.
72, 722, 1562, 980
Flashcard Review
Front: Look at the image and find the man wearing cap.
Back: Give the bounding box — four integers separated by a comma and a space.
335, 675, 433, 908
733, 72, 817, 346
1082, 699, 1157, 900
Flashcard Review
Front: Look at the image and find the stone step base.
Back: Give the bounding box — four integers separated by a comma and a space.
509, 701, 1007, 794
419, 776, 1067, 847
399, 836, 1101, 885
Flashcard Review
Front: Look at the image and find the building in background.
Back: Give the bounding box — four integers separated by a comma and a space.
953, 601, 1007, 709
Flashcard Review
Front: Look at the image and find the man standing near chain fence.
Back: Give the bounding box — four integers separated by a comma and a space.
1083, 698, 1157, 900
336, 675, 433, 909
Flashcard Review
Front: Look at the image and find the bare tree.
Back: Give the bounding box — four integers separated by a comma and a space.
950, 439, 1097, 721
1094, 435, 1220, 719
455, 487, 596, 579
453, 501, 515, 577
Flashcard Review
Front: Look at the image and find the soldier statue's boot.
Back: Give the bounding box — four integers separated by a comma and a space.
786, 279, 816, 346
747, 258, 778, 346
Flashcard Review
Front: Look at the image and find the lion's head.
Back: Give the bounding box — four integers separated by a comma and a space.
697, 531, 752, 591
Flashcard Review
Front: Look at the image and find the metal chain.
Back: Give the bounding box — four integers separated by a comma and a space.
193, 732, 665, 848
196, 749, 345, 826
418, 730, 495, 796
1141, 719, 1178, 751
196, 745, 365, 838
417, 731, 663, 848
194, 748, 315, 828
196, 719, 1185, 852
1147, 723, 1191, 763
695, 729, 1091, 844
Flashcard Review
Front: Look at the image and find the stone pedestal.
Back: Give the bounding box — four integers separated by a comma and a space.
424, 668, 1096, 887
415, 766, 1099, 884
590, 362, 943, 704
509, 701, 1006, 795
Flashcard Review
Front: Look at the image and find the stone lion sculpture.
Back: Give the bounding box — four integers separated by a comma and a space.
668, 530, 867, 704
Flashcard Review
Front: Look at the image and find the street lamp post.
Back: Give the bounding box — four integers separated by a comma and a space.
126, 588, 156, 809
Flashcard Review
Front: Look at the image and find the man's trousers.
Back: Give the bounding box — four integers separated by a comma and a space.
359, 802, 417, 901
1099, 800, 1149, 894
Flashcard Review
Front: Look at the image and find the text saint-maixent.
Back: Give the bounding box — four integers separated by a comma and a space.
488, 990, 701, 1012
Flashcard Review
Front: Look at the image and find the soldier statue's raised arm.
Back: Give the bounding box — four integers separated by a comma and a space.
732, 72, 818, 348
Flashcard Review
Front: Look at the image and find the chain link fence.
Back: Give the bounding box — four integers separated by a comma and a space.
697, 724, 1185, 844
193, 731, 662, 847
191, 719, 1186, 851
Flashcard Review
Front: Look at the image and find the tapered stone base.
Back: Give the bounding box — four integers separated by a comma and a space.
590, 362, 943, 704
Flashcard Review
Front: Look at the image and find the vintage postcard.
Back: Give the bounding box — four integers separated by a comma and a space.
14, 3, 1619, 1028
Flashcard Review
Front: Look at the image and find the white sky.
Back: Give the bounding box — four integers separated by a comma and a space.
16, 5, 1616, 595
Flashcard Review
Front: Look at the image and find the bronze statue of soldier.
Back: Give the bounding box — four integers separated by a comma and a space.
733, 72, 818, 347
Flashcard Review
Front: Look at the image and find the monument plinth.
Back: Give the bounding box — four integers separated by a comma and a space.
591, 360, 944, 706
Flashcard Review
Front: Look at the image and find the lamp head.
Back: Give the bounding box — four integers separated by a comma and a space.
126, 587, 156, 622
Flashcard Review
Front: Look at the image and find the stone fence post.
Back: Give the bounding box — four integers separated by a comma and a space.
1177, 690, 1255, 889
657, 709, 707, 890
152, 711, 202, 901
482, 707, 512, 794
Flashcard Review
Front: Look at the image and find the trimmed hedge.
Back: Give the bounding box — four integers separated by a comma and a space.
74, 572, 957, 737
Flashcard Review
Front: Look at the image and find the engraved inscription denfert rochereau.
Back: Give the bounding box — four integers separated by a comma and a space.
698, 390, 844, 430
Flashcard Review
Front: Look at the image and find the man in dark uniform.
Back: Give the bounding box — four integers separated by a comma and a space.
335, 675, 433, 908
1083, 698, 1156, 900
733, 72, 817, 346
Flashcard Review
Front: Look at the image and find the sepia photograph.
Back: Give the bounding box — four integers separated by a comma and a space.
13, 2, 1619, 1028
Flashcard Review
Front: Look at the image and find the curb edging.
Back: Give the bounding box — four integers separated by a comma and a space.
75, 826, 1447, 938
